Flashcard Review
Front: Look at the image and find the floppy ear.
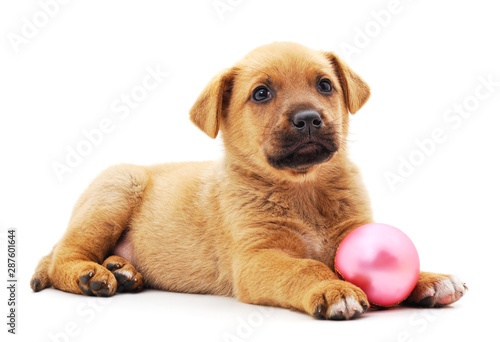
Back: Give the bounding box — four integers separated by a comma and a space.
189, 68, 235, 139
324, 52, 370, 114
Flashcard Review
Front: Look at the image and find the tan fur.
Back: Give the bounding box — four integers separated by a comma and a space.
31, 42, 464, 318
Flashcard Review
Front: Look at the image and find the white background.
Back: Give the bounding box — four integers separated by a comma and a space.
1, 0, 499, 341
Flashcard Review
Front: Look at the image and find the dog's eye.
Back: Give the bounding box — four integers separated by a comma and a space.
317, 79, 333, 95
252, 86, 272, 103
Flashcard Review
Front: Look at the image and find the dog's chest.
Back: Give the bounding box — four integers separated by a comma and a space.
242, 186, 345, 268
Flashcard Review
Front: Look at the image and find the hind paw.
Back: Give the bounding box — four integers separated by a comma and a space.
103, 255, 143, 293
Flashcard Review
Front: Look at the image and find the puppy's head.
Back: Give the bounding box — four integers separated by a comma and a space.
190, 42, 370, 180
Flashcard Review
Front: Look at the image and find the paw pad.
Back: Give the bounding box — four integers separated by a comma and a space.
77, 269, 115, 297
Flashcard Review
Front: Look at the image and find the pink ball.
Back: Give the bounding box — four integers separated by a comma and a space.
334, 223, 420, 307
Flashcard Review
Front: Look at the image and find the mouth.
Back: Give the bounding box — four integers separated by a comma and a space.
267, 142, 337, 171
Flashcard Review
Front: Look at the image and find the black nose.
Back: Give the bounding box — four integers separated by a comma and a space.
291, 110, 323, 131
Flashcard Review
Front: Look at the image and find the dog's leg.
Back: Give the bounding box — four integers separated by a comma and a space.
103, 255, 143, 293
403, 271, 466, 307
233, 249, 369, 320
36, 165, 149, 296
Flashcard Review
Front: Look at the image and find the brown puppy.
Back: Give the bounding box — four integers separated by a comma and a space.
31, 42, 465, 319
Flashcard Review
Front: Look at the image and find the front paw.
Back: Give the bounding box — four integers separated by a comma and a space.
305, 280, 369, 320
404, 272, 467, 308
